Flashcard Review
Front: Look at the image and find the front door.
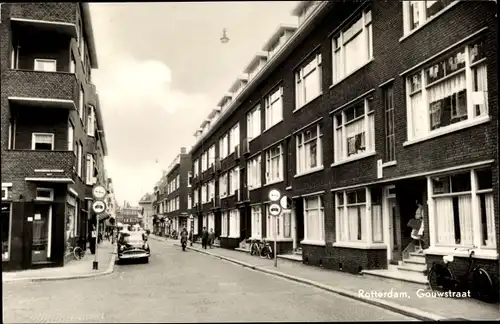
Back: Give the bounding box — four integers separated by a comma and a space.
32, 204, 51, 263
384, 186, 400, 264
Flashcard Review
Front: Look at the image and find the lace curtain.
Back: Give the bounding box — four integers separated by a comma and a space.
457, 195, 473, 246
472, 63, 488, 117
482, 193, 495, 248
372, 205, 383, 242
427, 72, 467, 120
346, 118, 365, 156
337, 207, 346, 242
348, 205, 365, 241
410, 91, 426, 138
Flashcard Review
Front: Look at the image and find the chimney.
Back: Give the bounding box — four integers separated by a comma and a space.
181, 147, 187, 154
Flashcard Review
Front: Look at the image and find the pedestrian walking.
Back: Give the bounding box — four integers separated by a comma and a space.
201, 227, 209, 249
208, 228, 215, 248
188, 229, 193, 246
180, 227, 188, 251
89, 224, 97, 254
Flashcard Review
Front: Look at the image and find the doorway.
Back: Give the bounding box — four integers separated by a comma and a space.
32, 204, 51, 263
293, 198, 304, 251
384, 185, 399, 264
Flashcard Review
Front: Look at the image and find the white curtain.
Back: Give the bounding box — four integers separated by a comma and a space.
335, 127, 343, 161
283, 211, 291, 238
428, 72, 467, 118
203, 215, 208, 228
333, 49, 343, 82
483, 193, 495, 248
337, 207, 346, 241
346, 119, 365, 156
230, 210, 239, 237
267, 215, 277, 239
347, 206, 365, 241
208, 213, 215, 232
344, 32, 365, 75
306, 208, 319, 240
410, 91, 426, 138
435, 197, 455, 245
296, 75, 304, 107
252, 208, 261, 238
254, 109, 261, 137
457, 195, 473, 245
368, 113, 375, 151
304, 69, 320, 103
472, 63, 488, 117
372, 205, 383, 242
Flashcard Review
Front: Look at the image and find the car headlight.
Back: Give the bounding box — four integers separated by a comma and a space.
143, 243, 149, 249
119, 245, 125, 251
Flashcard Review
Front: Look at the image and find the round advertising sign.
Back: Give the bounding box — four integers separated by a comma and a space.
268, 189, 281, 202
92, 185, 107, 199
92, 201, 107, 214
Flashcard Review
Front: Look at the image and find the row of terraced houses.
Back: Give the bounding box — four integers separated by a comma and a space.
1, 3, 114, 271
151, 0, 499, 290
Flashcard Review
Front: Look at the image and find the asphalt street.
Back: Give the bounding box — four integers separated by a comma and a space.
3, 240, 418, 323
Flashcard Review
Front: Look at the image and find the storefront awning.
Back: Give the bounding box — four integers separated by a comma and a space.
97, 213, 110, 221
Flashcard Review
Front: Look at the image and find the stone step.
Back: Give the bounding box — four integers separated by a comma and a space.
397, 262, 428, 274
409, 252, 425, 259
235, 247, 250, 253
277, 254, 302, 262
362, 268, 428, 286
404, 257, 426, 265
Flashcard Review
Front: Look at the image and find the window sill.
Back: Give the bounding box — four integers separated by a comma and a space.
263, 120, 283, 134
424, 246, 498, 260
249, 236, 262, 241
399, 1, 461, 43
249, 186, 261, 192
219, 235, 228, 238
332, 242, 387, 249
249, 135, 260, 143
266, 237, 293, 242
330, 59, 374, 89
228, 235, 240, 239
300, 239, 326, 246
403, 116, 491, 147
382, 161, 397, 168
264, 179, 284, 187
293, 93, 323, 114
331, 151, 376, 167
294, 166, 324, 178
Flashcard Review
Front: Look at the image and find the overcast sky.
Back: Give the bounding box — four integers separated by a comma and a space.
89, 1, 299, 206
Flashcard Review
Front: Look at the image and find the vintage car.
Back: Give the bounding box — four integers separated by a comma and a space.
117, 230, 150, 263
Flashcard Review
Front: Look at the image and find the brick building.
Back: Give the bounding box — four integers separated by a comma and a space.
151, 147, 192, 237
116, 204, 142, 227
188, 0, 498, 291
1, 3, 109, 270
138, 192, 154, 232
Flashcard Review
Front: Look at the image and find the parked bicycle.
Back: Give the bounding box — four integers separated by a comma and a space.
249, 239, 262, 256
427, 247, 496, 303
69, 244, 86, 260
259, 239, 273, 259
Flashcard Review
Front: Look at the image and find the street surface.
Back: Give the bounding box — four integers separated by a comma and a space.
4, 240, 417, 323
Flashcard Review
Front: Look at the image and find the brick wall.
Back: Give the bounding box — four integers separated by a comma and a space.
9, 3, 77, 24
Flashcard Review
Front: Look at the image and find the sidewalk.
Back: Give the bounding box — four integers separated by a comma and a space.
168, 239, 499, 321
3, 241, 117, 283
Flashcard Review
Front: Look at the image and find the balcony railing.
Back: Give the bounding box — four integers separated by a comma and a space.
2, 150, 76, 180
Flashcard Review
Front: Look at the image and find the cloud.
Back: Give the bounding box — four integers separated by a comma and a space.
92, 55, 212, 204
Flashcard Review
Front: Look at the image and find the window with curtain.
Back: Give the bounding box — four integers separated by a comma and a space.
251, 206, 262, 239
304, 195, 324, 241
345, 189, 366, 242
2, 203, 12, 261
219, 134, 229, 159
265, 87, 283, 129
296, 53, 322, 109
247, 105, 261, 140
265, 144, 283, 183
202, 184, 208, 204
221, 211, 229, 237
193, 159, 199, 176
403, 0, 457, 34
406, 39, 488, 140
32, 133, 54, 150
79, 88, 84, 120
208, 213, 215, 232
383, 84, 396, 162
296, 123, 322, 174
476, 169, 495, 248
334, 97, 374, 162
219, 173, 228, 198
208, 145, 215, 167
332, 9, 372, 83
87, 105, 95, 136
208, 180, 215, 200
247, 155, 261, 190
371, 188, 383, 243
193, 216, 199, 235
201, 151, 208, 172
229, 167, 239, 195
229, 209, 240, 237
86, 154, 94, 185
229, 123, 239, 154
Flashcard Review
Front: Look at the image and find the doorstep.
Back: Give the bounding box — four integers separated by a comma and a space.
361, 268, 428, 287
277, 254, 302, 262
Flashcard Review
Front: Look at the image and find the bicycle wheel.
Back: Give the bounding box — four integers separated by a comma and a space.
266, 246, 273, 259
259, 246, 268, 259
250, 244, 258, 256
428, 263, 456, 292
472, 267, 496, 303
73, 246, 84, 260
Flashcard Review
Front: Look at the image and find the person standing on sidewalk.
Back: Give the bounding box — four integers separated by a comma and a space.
89, 224, 97, 254
208, 228, 215, 248
201, 227, 209, 249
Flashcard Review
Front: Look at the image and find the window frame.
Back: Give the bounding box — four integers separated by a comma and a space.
1, 202, 13, 261
229, 167, 239, 196
265, 144, 284, 184
68, 121, 74, 152
247, 154, 262, 190
383, 84, 396, 162
201, 151, 208, 172
332, 9, 372, 85
31, 133, 55, 151
302, 195, 325, 243
251, 205, 262, 239
79, 87, 84, 121
221, 211, 229, 237
265, 87, 283, 130
246, 104, 261, 141
229, 209, 240, 238
87, 105, 96, 136
77, 141, 83, 177
295, 53, 323, 110
33, 58, 57, 72
219, 172, 228, 198
296, 123, 323, 175
229, 123, 240, 154
402, 1, 459, 36
35, 188, 54, 202
86, 153, 95, 185
219, 134, 229, 160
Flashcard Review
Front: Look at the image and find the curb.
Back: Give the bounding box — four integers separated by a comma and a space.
3, 250, 117, 283
177, 243, 446, 322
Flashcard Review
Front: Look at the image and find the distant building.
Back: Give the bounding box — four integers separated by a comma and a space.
138, 193, 154, 231
116, 205, 142, 226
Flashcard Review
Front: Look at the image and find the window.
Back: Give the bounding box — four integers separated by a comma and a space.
193, 190, 198, 206
219, 134, 229, 159
188, 171, 192, 187
79, 88, 84, 120
251, 205, 262, 239
431, 169, 495, 249
334, 96, 375, 162
266, 205, 291, 239
31, 133, 54, 150
2, 203, 12, 261
208, 145, 215, 168
208, 180, 215, 201
332, 9, 372, 83
193, 216, 199, 235
229, 209, 240, 238
247, 105, 261, 140
406, 39, 488, 141
229, 167, 239, 196
203, 214, 208, 228
296, 53, 322, 109
201, 151, 208, 172
87, 105, 95, 136
176, 197, 179, 210
68, 122, 74, 151
188, 195, 192, 209
403, 0, 457, 34
34, 59, 56, 72
383, 84, 396, 162
201, 184, 207, 204
265, 87, 283, 129
229, 123, 240, 154
247, 155, 261, 190
36, 188, 54, 201
303, 195, 324, 242
77, 142, 83, 177
219, 173, 228, 198
1, 186, 9, 200
221, 211, 229, 237
193, 159, 199, 176
208, 212, 215, 232
86, 154, 95, 185
296, 123, 322, 174
265, 144, 283, 184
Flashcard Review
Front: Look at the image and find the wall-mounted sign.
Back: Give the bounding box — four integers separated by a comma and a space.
34, 214, 41, 220
268, 189, 281, 202
27, 217, 33, 222
269, 203, 281, 216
